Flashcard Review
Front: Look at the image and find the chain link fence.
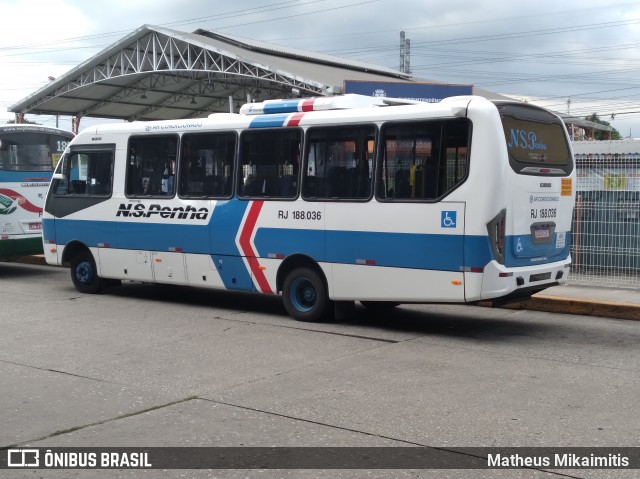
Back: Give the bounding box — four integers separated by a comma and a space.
570, 151, 640, 288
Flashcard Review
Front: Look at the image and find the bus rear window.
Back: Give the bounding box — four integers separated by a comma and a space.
497, 103, 572, 175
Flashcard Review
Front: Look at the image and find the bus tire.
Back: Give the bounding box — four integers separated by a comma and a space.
282, 266, 330, 322
70, 251, 104, 294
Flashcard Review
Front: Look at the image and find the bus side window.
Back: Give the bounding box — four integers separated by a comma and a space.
302, 125, 375, 200
178, 132, 236, 198
441, 121, 470, 196
126, 135, 177, 197
88, 151, 114, 195
54, 148, 114, 197
238, 129, 301, 199
377, 119, 469, 201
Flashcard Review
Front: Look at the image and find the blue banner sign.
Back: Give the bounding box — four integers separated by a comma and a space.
344, 81, 473, 103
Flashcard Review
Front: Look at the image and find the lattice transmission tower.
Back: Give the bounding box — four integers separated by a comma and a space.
399, 31, 411, 74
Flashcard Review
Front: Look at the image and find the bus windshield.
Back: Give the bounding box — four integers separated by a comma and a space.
0, 128, 71, 172
496, 103, 572, 173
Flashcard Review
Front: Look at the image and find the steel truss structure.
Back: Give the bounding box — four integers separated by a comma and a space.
10, 25, 409, 130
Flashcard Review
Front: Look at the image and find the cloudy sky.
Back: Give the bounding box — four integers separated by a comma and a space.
1, 0, 639, 136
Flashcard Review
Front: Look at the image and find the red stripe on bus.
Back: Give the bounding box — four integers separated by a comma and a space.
287, 112, 305, 126
0, 189, 41, 213
301, 98, 315, 111
238, 201, 273, 294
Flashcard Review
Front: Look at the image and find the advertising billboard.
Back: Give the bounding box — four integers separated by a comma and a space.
344, 80, 473, 103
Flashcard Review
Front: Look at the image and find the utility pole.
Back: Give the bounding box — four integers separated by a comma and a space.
48, 76, 59, 128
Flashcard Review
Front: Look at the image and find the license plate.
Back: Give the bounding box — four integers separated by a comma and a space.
530, 272, 552, 282
534, 227, 549, 239
28, 223, 42, 231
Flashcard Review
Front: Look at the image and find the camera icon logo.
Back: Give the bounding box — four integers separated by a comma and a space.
7, 449, 39, 467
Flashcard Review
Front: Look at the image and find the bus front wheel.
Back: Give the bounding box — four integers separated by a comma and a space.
282, 267, 330, 322
70, 251, 104, 294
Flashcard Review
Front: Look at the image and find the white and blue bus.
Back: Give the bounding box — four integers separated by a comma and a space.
43, 94, 575, 321
0, 124, 73, 258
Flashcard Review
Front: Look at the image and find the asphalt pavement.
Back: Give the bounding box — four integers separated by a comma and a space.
2, 257, 639, 479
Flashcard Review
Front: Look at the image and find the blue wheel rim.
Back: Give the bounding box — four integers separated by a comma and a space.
75, 260, 94, 285
290, 277, 316, 313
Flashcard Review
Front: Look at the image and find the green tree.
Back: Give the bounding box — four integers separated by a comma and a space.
585, 113, 621, 140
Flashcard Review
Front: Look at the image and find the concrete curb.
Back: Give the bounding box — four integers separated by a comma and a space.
499, 294, 640, 321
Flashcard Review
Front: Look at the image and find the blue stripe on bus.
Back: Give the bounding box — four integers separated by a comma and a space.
504, 232, 571, 267
262, 100, 302, 114
0, 171, 53, 181
254, 228, 484, 272
49, 217, 491, 271
253, 228, 326, 261
46, 216, 569, 275
114, 221, 211, 252
327, 230, 465, 270
48, 218, 211, 252
208, 199, 250, 255
44, 218, 114, 247
249, 114, 289, 129
467, 235, 495, 269
208, 200, 254, 289
47, 200, 253, 255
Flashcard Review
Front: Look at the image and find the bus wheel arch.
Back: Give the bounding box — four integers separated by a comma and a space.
277, 255, 332, 322
60, 240, 89, 265
63, 242, 104, 294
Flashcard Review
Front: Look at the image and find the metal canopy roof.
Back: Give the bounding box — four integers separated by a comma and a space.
9, 25, 421, 123
559, 115, 613, 132
572, 139, 640, 155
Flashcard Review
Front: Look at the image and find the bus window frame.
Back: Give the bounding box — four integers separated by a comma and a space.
495, 102, 574, 177
237, 127, 302, 201
374, 118, 472, 203
125, 134, 180, 199
301, 123, 377, 203
52, 144, 116, 198
0, 130, 73, 173
177, 130, 237, 200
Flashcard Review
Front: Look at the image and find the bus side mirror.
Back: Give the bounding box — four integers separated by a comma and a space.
53, 173, 66, 181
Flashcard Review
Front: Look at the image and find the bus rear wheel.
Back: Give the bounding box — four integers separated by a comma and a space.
70, 251, 104, 294
282, 266, 330, 322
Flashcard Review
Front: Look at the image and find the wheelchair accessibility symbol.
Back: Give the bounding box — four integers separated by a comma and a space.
441, 211, 457, 228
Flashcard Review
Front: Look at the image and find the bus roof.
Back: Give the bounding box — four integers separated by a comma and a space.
82, 95, 488, 136
236, 94, 426, 116
0, 124, 74, 136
